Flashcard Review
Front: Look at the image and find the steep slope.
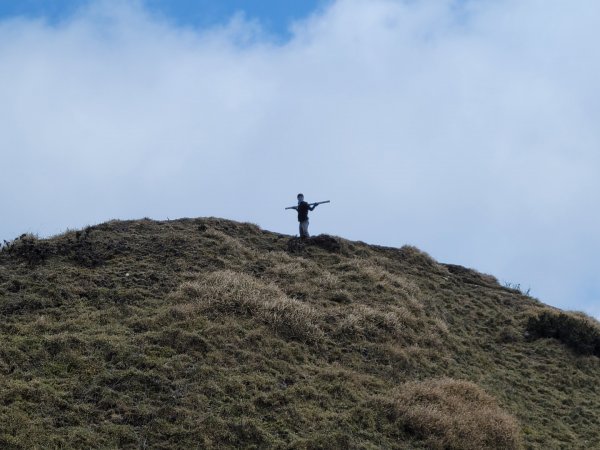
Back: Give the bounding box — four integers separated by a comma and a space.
0, 218, 599, 449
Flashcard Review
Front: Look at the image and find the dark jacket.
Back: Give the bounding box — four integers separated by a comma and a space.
297, 201, 314, 222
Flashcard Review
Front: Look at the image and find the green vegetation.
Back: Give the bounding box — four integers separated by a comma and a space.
0, 218, 599, 448
527, 309, 600, 357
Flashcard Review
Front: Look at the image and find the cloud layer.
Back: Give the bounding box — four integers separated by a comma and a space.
1, 0, 599, 317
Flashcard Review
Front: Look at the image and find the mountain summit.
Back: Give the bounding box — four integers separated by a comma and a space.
1, 218, 599, 448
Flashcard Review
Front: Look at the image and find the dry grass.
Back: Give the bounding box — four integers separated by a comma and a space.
266, 253, 342, 291
171, 270, 323, 343
333, 258, 425, 320
384, 378, 522, 450
338, 304, 419, 343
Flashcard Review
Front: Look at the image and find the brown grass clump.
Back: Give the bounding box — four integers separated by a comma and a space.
338, 258, 423, 310
203, 229, 256, 260
339, 304, 419, 343
261, 252, 341, 300
263, 252, 322, 281
171, 270, 323, 342
385, 378, 522, 450
397, 245, 440, 268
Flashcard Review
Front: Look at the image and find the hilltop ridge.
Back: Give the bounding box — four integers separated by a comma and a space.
1, 217, 599, 449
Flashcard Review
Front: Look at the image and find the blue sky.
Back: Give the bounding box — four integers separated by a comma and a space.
0, 0, 329, 37
1, 0, 599, 321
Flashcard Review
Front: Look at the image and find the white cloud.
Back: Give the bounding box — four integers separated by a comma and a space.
1, 0, 599, 318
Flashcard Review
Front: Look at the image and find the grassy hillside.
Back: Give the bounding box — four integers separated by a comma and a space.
1, 218, 599, 449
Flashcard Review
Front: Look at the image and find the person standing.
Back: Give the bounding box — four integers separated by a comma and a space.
292, 193, 317, 238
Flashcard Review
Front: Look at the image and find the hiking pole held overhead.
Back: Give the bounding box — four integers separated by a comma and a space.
285, 200, 330, 210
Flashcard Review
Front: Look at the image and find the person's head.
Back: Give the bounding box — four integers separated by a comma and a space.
297, 193, 304, 203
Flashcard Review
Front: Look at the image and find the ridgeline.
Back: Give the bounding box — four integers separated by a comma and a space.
1, 218, 599, 449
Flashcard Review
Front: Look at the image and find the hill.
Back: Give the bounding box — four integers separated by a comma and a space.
1, 218, 599, 449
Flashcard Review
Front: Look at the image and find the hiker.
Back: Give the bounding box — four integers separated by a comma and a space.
285, 196, 330, 238
292, 193, 317, 239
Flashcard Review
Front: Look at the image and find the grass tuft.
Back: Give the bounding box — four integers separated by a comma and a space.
382, 378, 522, 450
171, 270, 323, 342
338, 304, 418, 343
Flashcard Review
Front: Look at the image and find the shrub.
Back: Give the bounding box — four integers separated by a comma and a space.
309, 234, 342, 252
383, 378, 522, 450
526, 310, 600, 356
2, 234, 52, 265
171, 270, 323, 342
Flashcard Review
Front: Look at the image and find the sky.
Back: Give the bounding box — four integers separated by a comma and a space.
1, 0, 599, 320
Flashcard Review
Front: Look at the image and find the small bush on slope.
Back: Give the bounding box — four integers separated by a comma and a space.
379, 378, 522, 450
527, 309, 600, 356
1, 234, 52, 265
